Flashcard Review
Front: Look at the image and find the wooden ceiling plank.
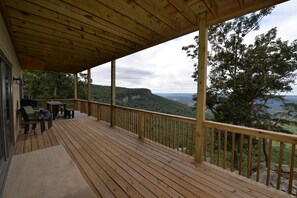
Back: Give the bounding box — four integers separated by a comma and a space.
8, 13, 133, 54
202, 0, 218, 17
208, 0, 287, 26
18, 52, 98, 67
13, 33, 107, 58
6, 0, 148, 46
14, 38, 100, 59
58, 0, 156, 41
8, 7, 142, 49
10, 18, 129, 55
17, 52, 95, 66
90, 0, 173, 37
133, 0, 181, 31
37, 0, 148, 47
19, 55, 97, 73
238, 0, 245, 9
12, 29, 114, 58
19, 56, 47, 71
167, 0, 197, 25
14, 26, 119, 61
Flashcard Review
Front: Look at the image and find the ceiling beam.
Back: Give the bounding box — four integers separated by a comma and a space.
202, 0, 218, 17
238, 0, 245, 9
167, 0, 197, 25
208, 0, 287, 26
133, 0, 181, 31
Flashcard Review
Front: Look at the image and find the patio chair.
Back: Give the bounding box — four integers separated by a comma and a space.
20, 106, 45, 135
20, 99, 38, 109
40, 109, 53, 129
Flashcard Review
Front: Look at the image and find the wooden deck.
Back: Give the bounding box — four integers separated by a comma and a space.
14, 112, 291, 198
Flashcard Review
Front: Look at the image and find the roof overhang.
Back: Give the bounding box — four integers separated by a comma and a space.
0, 0, 288, 73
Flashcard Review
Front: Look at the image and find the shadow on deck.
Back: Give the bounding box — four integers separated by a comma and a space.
13, 112, 291, 198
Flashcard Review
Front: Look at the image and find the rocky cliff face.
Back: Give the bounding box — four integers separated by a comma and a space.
118, 89, 151, 103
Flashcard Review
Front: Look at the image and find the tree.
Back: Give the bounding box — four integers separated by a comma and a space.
23, 71, 88, 99
183, 7, 297, 168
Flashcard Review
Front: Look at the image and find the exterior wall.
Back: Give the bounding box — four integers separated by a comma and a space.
0, 12, 23, 142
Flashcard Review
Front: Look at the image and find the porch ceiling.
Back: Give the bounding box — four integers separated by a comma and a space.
0, 0, 288, 73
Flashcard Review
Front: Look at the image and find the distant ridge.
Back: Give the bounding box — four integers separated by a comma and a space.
91, 85, 196, 118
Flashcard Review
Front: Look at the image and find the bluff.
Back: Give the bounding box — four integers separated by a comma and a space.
91, 85, 195, 118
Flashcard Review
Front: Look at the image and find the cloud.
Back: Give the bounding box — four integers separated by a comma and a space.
91, 1, 297, 94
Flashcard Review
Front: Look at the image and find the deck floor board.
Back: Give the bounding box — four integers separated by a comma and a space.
14, 113, 292, 198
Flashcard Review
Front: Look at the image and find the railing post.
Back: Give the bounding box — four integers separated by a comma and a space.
97, 104, 101, 120
111, 60, 116, 126
138, 112, 145, 139
195, 12, 208, 163
73, 73, 78, 100
87, 69, 91, 116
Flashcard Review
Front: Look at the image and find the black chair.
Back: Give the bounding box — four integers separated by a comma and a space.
19, 106, 45, 135
64, 108, 74, 118
40, 109, 53, 129
20, 99, 38, 109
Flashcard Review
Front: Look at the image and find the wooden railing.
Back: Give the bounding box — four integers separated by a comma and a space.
204, 121, 297, 194
36, 98, 75, 109
73, 99, 297, 194
75, 99, 196, 155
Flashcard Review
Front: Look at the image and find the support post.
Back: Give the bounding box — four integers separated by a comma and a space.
87, 69, 91, 116
138, 112, 145, 139
111, 60, 116, 126
73, 73, 78, 110
195, 12, 208, 163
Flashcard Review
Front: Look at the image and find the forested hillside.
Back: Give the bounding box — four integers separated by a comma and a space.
92, 85, 195, 118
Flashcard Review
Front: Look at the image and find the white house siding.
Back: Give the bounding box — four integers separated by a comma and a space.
0, 12, 23, 142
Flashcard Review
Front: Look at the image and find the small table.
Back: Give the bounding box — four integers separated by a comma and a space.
47, 101, 66, 120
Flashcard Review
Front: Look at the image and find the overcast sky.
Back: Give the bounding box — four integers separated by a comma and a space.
91, 1, 297, 94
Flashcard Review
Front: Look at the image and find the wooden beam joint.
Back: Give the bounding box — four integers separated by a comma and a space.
202, 0, 218, 17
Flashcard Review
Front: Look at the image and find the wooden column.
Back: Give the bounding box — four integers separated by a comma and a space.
111, 60, 116, 126
195, 12, 208, 163
87, 69, 91, 116
73, 73, 78, 110
138, 112, 145, 139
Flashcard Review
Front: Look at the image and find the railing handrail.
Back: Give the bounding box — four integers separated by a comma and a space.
76, 98, 196, 123
59, 98, 297, 144
36, 98, 75, 101
115, 104, 196, 123
204, 120, 297, 144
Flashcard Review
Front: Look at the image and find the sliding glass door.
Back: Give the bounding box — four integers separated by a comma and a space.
0, 58, 14, 191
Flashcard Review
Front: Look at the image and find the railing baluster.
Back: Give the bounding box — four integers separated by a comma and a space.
223, 130, 227, 169
277, 142, 283, 190
256, 137, 262, 182
191, 123, 194, 155
247, 136, 252, 178
211, 128, 214, 164
239, 134, 243, 175
288, 144, 296, 194
177, 120, 180, 151
203, 127, 207, 161
231, 132, 235, 172
217, 129, 221, 167
173, 120, 176, 149
182, 121, 184, 152
266, 139, 272, 186
186, 123, 189, 155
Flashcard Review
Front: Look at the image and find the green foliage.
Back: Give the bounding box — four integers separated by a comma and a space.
23, 71, 88, 99
91, 85, 196, 118
182, 7, 297, 132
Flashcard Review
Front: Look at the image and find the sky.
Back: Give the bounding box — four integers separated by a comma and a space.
91, 1, 297, 94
